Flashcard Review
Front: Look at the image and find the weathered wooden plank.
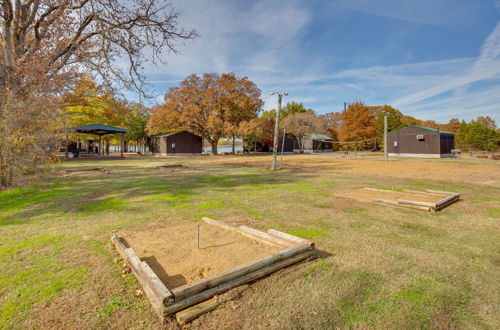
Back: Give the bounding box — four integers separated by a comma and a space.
111, 235, 173, 321
64, 167, 104, 173
176, 298, 222, 325
435, 196, 460, 210
238, 226, 291, 247
402, 189, 444, 196
171, 243, 311, 301
397, 199, 437, 208
266, 229, 313, 247
435, 193, 460, 208
372, 198, 431, 211
426, 189, 458, 195
201, 217, 238, 232
175, 285, 249, 325
164, 251, 313, 315
364, 187, 392, 192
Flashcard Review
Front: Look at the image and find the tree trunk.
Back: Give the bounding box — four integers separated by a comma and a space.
210, 141, 218, 155
232, 135, 235, 154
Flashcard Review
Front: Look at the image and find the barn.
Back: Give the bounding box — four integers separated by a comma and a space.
150, 131, 202, 156
387, 125, 454, 158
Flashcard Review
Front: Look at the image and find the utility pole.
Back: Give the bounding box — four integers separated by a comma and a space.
270, 91, 288, 170
280, 128, 286, 169
383, 112, 388, 161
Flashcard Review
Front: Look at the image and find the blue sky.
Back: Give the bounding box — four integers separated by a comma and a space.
141, 0, 500, 123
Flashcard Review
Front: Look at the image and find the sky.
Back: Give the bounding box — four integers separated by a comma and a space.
140, 0, 500, 123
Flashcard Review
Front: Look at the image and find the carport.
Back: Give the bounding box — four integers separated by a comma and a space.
65, 124, 128, 158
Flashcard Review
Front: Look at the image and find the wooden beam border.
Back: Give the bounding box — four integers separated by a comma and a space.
110, 218, 315, 323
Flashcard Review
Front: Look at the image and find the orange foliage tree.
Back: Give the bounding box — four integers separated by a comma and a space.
338, 102, 378, 143
147, 73, 262, 155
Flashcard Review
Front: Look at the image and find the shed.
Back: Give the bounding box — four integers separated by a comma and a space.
150, 131, 202, 156
293, 133, 333, 153
387, 125, 454, 158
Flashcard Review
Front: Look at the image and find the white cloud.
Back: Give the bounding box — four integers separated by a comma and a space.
332, 0, 482, 28
392, 22, 500, 107
138, 1, 499, 123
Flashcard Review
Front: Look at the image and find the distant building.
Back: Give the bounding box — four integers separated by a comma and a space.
387, 125, 454, 158
299, 134, 333, 153
150, 131, 202, 156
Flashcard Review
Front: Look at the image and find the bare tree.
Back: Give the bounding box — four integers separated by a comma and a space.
281, 112, 321, 153
0, 0, 196, 187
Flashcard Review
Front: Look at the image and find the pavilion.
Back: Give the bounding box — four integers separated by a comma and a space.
65, 124, 128, 158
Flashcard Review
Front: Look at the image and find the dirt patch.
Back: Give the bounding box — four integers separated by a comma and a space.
155, 164, 188, 169
334, 188, 443, 203
205, 154, 500, 186
120, 223, 279, 289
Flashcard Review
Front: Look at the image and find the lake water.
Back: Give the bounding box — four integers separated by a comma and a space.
204, 146, 243, 153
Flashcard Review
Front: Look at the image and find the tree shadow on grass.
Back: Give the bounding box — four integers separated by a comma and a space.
0, 164, 313, 226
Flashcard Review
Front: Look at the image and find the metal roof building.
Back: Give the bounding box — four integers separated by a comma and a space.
387, 125, 454, 158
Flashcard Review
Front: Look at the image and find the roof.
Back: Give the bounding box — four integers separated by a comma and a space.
150, 130, 184, 138
66, 124, 127, 135
309, 133, 332, 140
388, 125, 454, 136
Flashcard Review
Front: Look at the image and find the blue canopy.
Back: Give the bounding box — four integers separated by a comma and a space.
66, 124, 127, 135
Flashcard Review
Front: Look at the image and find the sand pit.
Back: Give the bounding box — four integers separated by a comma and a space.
112, 218, 314, 322
334, 187, 460, 211
336, 188, 438, 203
121, 223, 279, 289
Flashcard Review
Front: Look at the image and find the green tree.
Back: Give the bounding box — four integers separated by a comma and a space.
375, 105, 404, 147
125, 105, 149, 153
459, 119, 500, 152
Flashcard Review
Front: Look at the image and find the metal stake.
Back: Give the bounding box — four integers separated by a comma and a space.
197, 224, 200, 249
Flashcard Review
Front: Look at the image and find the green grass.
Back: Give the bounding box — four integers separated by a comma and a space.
0, 156, 498, 329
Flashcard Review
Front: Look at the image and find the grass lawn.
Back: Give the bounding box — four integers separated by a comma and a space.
0, 155, 499, 329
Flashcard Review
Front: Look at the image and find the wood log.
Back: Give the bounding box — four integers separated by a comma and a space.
267, 229, 312, 247
175, 285, 249, 325
176, 298, 222, 325
111, 235, 173, 320
171, 243, 312, 301
435, 195, 460, 210
426, 189, 458, 195
397, 199, 437, 208
402, 189, 444, 196
435, 193, 460, 208
164, 251, 313, 315
364, 187, 392, 192
201, 217, 238, 232
372, 198, 431, 212
238, 226, 291, 247
64, 167, 104, 173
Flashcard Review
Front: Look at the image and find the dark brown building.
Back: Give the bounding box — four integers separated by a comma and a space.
388, 125, 454, 158
150, 131, 202, 156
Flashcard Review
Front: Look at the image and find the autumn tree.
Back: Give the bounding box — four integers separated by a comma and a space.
338, 102, 378, 143
281, 112, 321, 153
318, 112, 341, 141
147, 73, 263, 155
61, 77, 133, 153
238, 118, 267, 153
0, 0, 195, 187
